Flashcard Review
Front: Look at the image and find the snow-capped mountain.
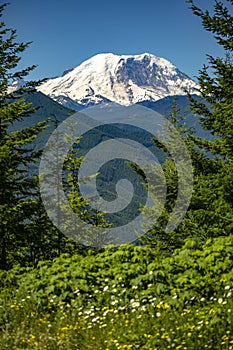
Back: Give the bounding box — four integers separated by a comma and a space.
38, 53, 198, 108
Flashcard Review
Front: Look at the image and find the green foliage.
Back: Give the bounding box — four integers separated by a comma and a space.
0, 235, 233, 348
0, 4, 48, 270
141, 96, 195, 249
145, 1, 233, 245
1, 235, 232, 307
180, 0, 233, 239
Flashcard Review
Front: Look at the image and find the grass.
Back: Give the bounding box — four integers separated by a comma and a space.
1, 284, 233, 349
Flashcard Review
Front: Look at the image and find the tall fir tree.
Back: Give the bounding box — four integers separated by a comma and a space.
0, 4, 47, 269
181, 0, 233, 239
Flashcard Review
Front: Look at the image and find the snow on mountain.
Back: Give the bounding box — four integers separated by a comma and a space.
38, 53, 199, 108
7, 78, 27, 93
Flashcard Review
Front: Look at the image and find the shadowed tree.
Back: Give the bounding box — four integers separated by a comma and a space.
0, 4, 47, 269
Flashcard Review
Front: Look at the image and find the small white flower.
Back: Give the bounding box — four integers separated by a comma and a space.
156, 312, 161, 317
131, 301, 140, 308
227, 292, 232, 298
218, 298, 223, 304
149, 271, 153, 275
225, 285, 231, 290
103, 286, 109, 292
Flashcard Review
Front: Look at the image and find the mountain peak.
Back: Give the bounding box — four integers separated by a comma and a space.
38, 52, 198, 109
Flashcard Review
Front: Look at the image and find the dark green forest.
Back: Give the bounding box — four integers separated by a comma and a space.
0, 1, 233, 349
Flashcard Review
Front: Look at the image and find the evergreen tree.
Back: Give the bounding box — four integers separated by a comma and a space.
181, 0, 233, 238
62, 132, 113, 248
0, 4, 47, 269
141, 97, 195, 250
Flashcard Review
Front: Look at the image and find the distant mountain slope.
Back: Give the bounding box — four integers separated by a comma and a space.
23, 91, 75, 124
138, 95, 211, 139
9, 90, 210, 177
38, 52, 198, 108
10, 91, 208, 227
10, 91, 74, 152
12, 90, 207, 141
12, 91, 207, 148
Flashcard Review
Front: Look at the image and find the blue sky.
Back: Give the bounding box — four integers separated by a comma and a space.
5, 0, 226, 81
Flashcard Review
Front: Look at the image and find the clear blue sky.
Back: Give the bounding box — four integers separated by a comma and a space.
5, 0, 227, 81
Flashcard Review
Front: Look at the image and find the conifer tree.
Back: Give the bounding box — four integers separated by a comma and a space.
182, 0, 233, 238
0, 4, 47, 269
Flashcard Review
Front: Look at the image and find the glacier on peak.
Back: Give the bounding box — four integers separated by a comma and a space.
38, 52, 198, 108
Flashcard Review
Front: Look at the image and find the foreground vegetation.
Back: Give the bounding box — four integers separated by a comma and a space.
0, 236, 233, 349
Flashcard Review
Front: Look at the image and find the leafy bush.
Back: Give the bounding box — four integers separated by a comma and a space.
1, 235, 233, 308
0, 235, 233, 349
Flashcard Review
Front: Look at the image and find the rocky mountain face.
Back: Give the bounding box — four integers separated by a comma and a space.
37, 53, 198, 110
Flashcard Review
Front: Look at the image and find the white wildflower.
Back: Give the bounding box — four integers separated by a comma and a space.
131, 301, 140, 308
